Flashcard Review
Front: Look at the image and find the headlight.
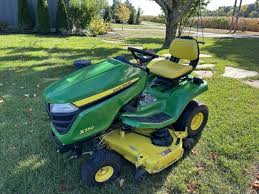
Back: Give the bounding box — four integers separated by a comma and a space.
50, 103, 78, 114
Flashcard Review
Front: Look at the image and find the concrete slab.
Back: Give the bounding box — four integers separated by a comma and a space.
196, 64, 215, 70
193, 70, 214, 78
243, 80, 259, 89
200, 53, 212, 58
222, 66, 259, 79
123, 45, 143, 50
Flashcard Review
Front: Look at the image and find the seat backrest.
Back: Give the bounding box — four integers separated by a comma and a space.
169, 38, 199, 61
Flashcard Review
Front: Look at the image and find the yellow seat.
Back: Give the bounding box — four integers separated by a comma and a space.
148, 59, 193, 79
147, 38, 199, 79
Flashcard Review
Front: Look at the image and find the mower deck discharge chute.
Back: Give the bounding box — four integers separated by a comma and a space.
43, 37, 209, 186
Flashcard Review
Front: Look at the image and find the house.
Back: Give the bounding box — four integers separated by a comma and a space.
0, 0, 66, 28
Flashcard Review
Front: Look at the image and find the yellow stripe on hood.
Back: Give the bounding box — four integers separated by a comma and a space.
73, 77, 139, 107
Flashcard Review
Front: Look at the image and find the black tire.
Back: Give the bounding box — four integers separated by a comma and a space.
183, 138, 195, 150
81, 149, 121, 186
174, 100, 209, 137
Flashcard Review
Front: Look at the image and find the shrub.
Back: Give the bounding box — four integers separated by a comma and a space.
69, 0, 99, 30
111, 0, 121, 22
36, 0, 50, 33
249, 11, 259, 18
141, 15, 165, 23
89, 19, 111, 36
56, 0, 69, 33
18, 0, 33, 30
103, 7, 112, 22
0, 21, 8, 31
194, 17, 259, 32
128, 8, 136, 24
191, 17, 228, 29
135, 8, 141, 25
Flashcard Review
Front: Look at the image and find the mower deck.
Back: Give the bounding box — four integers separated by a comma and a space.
104, 129, 187, 174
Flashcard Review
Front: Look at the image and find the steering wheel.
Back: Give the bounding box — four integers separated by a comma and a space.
128, 47, 159, 65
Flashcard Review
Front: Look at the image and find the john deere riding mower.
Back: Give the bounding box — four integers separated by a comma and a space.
43, 37, 208, 186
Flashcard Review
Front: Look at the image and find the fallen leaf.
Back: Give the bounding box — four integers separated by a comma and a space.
186, 180, 198, 193
29, 130, 34, 133
37, 83, 40, 88
24, 94, 30, 97
191, 149, 197, 155
210, 152, 218, 161
28, 108, 33, 112
250, 180, 259, 190
243, 164, 249, 175
119, 178, 124, 187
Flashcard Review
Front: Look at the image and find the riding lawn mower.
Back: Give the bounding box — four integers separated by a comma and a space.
43, 36, 209, 186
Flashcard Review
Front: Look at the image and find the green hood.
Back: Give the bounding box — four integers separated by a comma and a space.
43, 59, 142, 104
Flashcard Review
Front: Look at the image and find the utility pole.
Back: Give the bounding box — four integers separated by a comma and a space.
229, 0, 238, 33
233, 0, 243, 33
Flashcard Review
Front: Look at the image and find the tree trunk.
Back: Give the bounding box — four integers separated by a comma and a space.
233, 0, 243, 33
229, 0, 238, 32
163, 19, 178, 48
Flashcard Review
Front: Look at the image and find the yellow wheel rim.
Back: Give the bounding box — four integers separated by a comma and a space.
191, 112, 204, 131
95, 166, 114, 183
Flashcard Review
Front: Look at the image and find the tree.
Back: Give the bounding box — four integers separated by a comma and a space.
153, 0, 203, 48
249, 10, 259, 17
36, 0, 50, 33
229, 0, 238, 32
111, 0, 121, 22
115, 4, 131, 30
233, 0, 243, 33
128, 9, 137, 24
18, 0, 33, 30
135, 8, 141, 25
103, 6, 112, 22
56, 0, 69, 33
125, 0, 136, 24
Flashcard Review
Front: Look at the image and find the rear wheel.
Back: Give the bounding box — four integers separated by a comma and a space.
81, 149, 121, 186
174, 100, 209, 137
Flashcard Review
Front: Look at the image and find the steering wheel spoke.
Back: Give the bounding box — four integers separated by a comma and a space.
128, 47, 159, 65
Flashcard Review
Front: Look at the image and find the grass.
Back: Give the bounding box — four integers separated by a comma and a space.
0, 31, 259, 193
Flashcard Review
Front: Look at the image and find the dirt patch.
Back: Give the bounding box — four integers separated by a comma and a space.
99, 31, 125, 39
200, 53, 212, 58
222, 67, 259, 79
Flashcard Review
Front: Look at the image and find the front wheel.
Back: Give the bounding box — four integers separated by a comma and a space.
174, 100, 209, 137
81, 149, 121, 186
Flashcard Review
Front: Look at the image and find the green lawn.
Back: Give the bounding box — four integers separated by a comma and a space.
0, 34, 258, 194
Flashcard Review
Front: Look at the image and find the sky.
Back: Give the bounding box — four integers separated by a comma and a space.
108, 0, 257, 16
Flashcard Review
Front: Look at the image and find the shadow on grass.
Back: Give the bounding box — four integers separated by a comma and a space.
203, 38, 259, 72
0, 46, 123, 63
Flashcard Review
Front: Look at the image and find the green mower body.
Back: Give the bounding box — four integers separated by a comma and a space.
43, 58, 207, 145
